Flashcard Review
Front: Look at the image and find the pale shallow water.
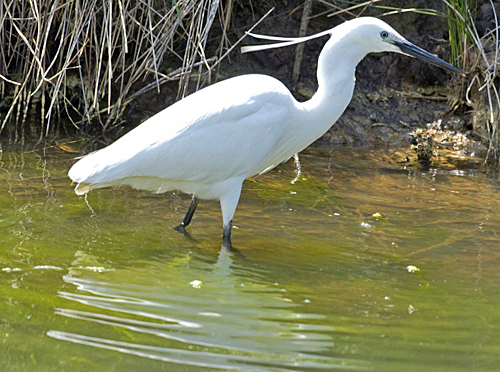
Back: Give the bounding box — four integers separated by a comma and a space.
1, 143, 499, 371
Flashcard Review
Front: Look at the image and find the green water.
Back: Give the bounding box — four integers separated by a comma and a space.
1, 144, 499, 371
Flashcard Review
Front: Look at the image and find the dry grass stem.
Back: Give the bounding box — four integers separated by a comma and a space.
0, 0, 241, 141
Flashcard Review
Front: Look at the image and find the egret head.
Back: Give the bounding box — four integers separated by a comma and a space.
344, 17, 462, 75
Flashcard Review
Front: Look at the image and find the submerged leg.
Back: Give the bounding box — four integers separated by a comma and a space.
220, 180, 243, 248
174, 195, 199, 233
222, 221, 232, 249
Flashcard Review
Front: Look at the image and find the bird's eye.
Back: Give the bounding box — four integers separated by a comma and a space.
380, 31, 389, 39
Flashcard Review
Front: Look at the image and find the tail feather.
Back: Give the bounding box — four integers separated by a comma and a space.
68, 150, 108, 185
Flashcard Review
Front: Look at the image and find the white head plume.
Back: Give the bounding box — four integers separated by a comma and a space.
241, 29, 331, 54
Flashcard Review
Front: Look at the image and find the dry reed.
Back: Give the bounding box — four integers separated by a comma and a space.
0, 0, 239, 143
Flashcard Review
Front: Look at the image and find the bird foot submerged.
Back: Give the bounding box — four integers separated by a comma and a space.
174, 219, 243, 257
174, 213, 234, 249
173, 223, 200, 246
222, 222, 233, 250
173, 223, 190, 236
221, 222, 246, 258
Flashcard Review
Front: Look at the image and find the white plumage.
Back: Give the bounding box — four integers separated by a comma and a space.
69, 17, 460, 247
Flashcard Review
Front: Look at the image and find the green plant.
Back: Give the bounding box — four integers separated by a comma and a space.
444, 0, 499, 165
444, 0, 476, 69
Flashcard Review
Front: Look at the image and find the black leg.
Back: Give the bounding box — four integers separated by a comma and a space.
221, 220, 232, 249
183, 196, 199, 227
220, 221, 245, 256
174, 196, 199, 233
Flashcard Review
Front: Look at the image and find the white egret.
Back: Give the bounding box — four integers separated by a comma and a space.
68, 17, 461, 247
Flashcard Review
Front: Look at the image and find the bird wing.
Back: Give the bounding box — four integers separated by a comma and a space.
69, 75, 295, 186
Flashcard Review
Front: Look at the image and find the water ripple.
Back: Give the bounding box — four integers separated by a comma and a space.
48, 253, 363, 371
47, 330, 355, 371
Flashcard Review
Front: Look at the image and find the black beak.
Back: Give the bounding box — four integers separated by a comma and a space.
393, 40, 463, 76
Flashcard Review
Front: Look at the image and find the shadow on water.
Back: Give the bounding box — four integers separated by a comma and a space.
1, 144, 500, 371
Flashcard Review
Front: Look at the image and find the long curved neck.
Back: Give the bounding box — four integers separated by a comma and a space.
262, 29, 370, 171
299, 35, 367, 138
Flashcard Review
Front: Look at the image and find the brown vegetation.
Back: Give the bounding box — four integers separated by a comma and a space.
0, 0, 236, 143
